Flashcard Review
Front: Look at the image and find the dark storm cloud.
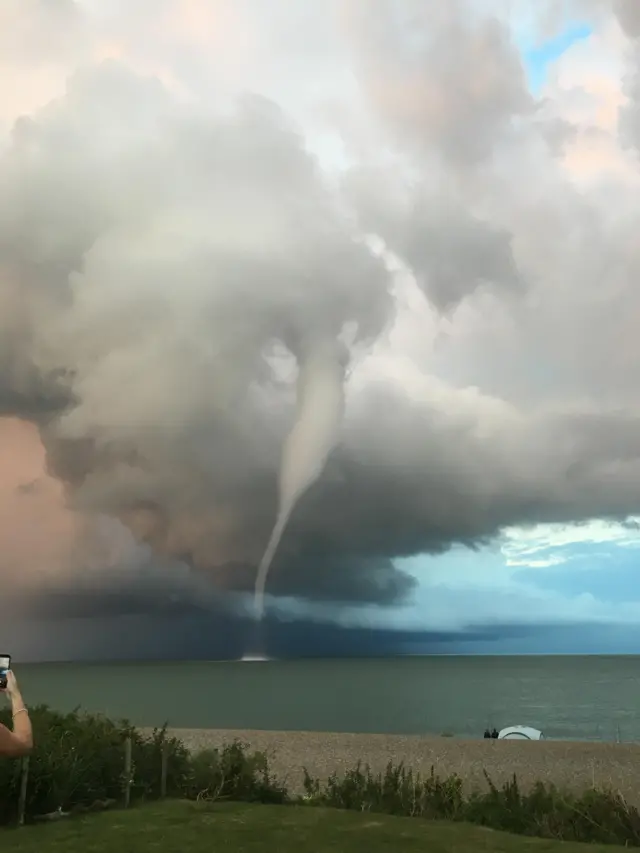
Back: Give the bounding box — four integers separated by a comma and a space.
10, 551, 416, 623
441, 621, 640, 655
2, 0, 640, 617
18, 587, 207, 620
6, 602, 495, 662
16, 602, 633, 662
217, 554, 416, 606
0, 383, 71, 421
288, 393, 640, 564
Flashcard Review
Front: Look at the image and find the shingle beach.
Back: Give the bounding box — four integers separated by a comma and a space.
156, 728, 640, 802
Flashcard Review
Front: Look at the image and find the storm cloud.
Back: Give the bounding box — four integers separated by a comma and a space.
2, 0, 640, 625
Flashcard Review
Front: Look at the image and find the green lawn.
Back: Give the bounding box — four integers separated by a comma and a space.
0, 801, 631, 853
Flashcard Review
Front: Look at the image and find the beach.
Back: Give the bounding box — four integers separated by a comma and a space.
160, 728, 640, 802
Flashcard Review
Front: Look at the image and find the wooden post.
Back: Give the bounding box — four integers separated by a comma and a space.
123, 737, 132, 808
160, 741, 169, 799
17, 756, 29, 826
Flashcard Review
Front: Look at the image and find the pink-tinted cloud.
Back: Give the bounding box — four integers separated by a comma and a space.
0, 417, 80, 586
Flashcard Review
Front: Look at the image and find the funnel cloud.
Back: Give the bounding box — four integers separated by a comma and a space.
254, 337, 347, 621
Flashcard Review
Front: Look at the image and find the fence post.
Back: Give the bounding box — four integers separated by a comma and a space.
160, 740, 169, 799
123, 737, 132, 808
17, 756, 29, 827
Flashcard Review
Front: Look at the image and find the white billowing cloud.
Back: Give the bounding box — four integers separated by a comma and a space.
3, 0, 640, 619
501, 519, 640, 569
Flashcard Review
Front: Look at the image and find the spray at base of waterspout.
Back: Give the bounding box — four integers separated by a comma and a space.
241, 614, 269, 661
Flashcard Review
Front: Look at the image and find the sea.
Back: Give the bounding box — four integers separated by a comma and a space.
15, 655, 640, 742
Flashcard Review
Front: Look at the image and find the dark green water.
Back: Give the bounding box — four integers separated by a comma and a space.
14, 655, 640, 741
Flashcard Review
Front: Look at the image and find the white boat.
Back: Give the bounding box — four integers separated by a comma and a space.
498, 725, 544, 740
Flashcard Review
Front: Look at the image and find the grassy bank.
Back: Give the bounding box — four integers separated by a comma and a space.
1, 801, 632, 853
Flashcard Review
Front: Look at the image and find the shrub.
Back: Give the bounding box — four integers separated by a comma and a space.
181, 741, 287, 804
0, 706, 285, 825
303, 761, 463, 819
463, 771, 640, 846
303, 761, 640, 847
0, 705, 135, 823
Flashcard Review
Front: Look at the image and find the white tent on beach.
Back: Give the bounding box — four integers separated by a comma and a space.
498, 725, 544, 740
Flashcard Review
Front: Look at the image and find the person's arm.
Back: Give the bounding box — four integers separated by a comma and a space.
0, 671, 32, 757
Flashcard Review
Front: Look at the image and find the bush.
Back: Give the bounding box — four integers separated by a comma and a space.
3, 707, 640, 847
464, 771, 640, 846
182, 741, 287, 804
303, 761, 464, 819
303, 761, 464, 820
303, 761, 640, 847
0, 706, 285, 825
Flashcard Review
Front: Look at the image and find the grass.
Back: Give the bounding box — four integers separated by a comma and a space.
0, 801, 632, 853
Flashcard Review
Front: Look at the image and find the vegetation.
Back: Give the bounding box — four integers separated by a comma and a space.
0, 705, 639, 848
0, 705, 284, 824
1, 801, 631, 853
302, 762, 640, 847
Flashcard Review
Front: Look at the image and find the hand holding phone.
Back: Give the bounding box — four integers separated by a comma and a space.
0, 655, 11, 691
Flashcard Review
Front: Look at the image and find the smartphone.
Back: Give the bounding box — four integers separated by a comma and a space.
0, 655, 11, 690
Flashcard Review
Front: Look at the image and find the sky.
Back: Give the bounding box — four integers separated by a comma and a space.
3, 0, 640, 660
519, 22, 593, 93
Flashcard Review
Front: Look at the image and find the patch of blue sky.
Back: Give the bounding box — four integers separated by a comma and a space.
397, 517, 640, 606
513, 545, 640, 604
517, 22, 592, 94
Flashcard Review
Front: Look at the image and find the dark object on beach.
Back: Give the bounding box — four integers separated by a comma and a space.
491, 728, 499, 739
483, 729, 491, 739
